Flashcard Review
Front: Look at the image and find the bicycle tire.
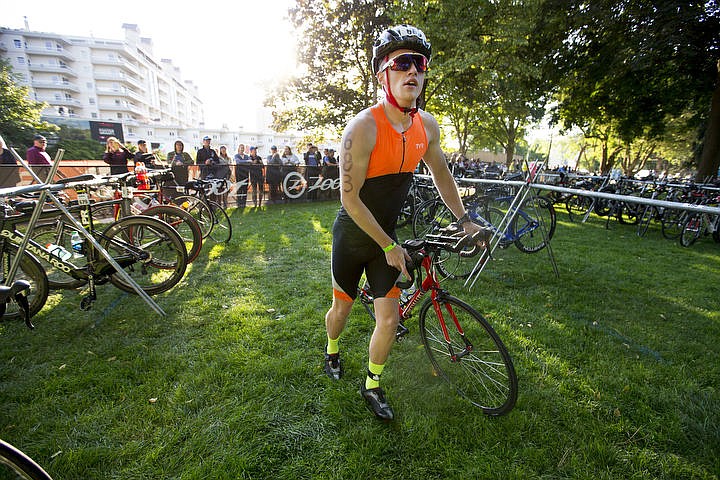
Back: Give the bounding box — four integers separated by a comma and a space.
565, 195, 592, 223
0, 440, 54, 480
636, 205, 655, 237
661, 209, 685, 240
616, 201, 640, 225
29, 222, 88, 290
419, 294, 517, 415
679, 214, 704, 247
412, 199, 452, 238
206, 200, 233, 243
101, 216, 187, 295
142, 205, 203, 262
173, 195, 214, 239
0, 245, 49, 321
512, 196, 556, 253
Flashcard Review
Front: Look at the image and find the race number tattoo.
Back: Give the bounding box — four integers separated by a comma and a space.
341, 136, 353, 193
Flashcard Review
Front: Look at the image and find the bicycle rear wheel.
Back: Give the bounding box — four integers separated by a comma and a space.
0, 439, 54, 480
679, 214, 704, 247
142, 205, 203, 262
206, 200, 232, 243
101, 216, 187, 295
511, 196, 556, 253
173, 195, 214, 239
419, 294, 517, 415
0, 245, 49, 321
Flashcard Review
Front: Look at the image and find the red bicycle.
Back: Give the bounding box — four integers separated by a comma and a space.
358, 226, 518, 415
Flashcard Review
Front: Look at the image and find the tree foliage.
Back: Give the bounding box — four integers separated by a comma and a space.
0, 58, 56, 149
540, 0, 720, 176
266, 0, 395, 135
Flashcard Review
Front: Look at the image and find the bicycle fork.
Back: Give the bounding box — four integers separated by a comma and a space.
431, 292, 473, 362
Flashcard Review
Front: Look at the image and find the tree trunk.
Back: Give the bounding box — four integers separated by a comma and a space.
696, 59, 720, 182
505, 122, 516, 168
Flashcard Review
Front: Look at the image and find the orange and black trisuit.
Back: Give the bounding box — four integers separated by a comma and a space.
332, 103, 428, 302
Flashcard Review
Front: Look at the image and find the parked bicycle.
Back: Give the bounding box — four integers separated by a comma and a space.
358, 226, 518, 415
3, 177, 187, 311
412, 190, 555, 279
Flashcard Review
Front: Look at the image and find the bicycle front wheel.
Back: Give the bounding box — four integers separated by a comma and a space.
173, 195, 214, 239
0, 439, 54, 480
0, 245, 49, 321
206, 200, 232, 243
101, 216, 187, 295
679, 213, 704, 247
142, 205, 203, 262
419, 294, 517, 415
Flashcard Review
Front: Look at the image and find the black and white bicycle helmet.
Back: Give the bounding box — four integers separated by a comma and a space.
372, 24, 432, 74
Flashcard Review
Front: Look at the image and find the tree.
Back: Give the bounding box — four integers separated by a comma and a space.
541, 0, 720, 178
266, 0, 394, 135
401, 0, 550, 165
0, 58, 56, 149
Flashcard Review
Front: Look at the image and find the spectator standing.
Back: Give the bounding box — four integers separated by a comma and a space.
233, 144, 251, 208
248, 146, 264, 207
166, 139, 193, 195
26, 134, 53, 181
322, 148, 340, 199
196, 135, 218, 179
304, 143, 322, 199
266, 145, 283, 204
103, 136, 133, 175
0, 136, 20, 187
215, 145, 232, 208
281, 145, 300, 167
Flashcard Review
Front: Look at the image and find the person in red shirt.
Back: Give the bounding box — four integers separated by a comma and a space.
26, 134, 53, 181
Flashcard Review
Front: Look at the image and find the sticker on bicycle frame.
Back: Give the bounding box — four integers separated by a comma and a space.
80, 209, 90, 227
77, 193, 90, 205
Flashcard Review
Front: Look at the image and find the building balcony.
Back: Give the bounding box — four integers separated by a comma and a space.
27, 63, 78, 77
36, 96, 83, 107
32, 80, 81, 93
24, 46, 75, 62
95, 87, 144, 103
93, 72, 145, 91
98, 103, 148, 116
90, 56, 140, 75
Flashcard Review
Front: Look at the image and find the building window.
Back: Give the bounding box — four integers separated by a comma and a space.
147, 130, 153, 136
54, 93, 62, 101
13, 39, 21, 48
89, 98, 96, 105
86, 82, 93, 89
117, 113, 123, 119
45, 41, 53, 50
91, 113, 98, 118
16, 57, 25, 65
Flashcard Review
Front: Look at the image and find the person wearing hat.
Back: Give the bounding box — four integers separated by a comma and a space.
196, 135, 219, 179
248, 146, 264, 207
321, 25, 489, 421
134, 139, 157, 167
26, 134, 53, 181
266, 145, 283, 203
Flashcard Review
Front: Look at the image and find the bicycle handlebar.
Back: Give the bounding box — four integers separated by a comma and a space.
395, 224, 490, 289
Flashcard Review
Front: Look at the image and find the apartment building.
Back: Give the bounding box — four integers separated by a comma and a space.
0, 23, 304, 155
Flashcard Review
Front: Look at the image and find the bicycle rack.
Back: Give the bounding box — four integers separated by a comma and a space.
465, 159, 559, 290
4, 148, 166, 317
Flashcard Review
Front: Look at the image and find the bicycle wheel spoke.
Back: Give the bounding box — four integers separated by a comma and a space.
420, 295, 517, 415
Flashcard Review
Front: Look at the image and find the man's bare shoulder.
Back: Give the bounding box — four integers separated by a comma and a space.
342, 107, 378, 147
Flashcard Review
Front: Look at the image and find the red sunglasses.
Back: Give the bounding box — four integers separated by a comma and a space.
379, 53, 429, 73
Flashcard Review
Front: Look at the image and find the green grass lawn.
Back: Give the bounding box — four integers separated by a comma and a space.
1, 200, 718, 479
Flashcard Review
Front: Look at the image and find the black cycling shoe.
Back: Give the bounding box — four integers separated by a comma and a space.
324, 352, 342, 380
360, 382, 394, 422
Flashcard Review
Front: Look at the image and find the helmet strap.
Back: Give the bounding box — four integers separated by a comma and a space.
384, 70, 418, 118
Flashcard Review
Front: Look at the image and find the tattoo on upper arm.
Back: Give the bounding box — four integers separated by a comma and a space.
342, 137, 353, 193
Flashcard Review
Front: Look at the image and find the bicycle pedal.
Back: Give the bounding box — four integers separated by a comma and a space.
395, 322, 410, 341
